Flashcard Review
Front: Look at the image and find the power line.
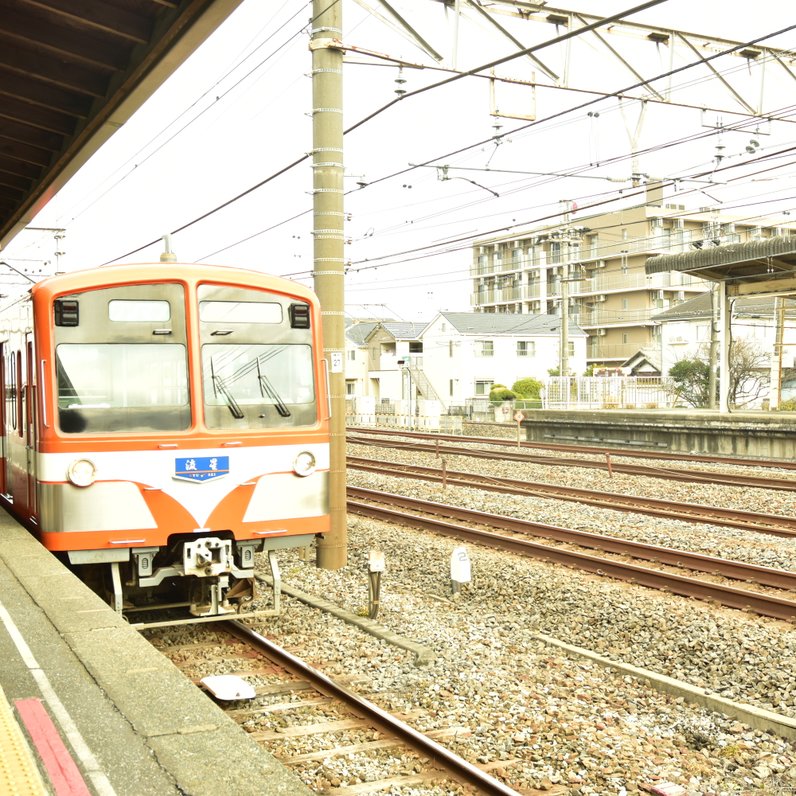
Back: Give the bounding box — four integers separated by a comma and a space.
103, 0, 667, 263
104, 5, 796, 273
201, 23, 796, 263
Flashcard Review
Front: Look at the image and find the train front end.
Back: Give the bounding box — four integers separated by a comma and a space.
31, 264, 330, 619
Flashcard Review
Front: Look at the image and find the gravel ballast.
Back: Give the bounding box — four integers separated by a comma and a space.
243, 439, 796, 795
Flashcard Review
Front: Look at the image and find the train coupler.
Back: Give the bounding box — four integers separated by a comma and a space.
189, 576, 235, 617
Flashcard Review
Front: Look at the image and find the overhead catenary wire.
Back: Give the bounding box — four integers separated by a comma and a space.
103, 0, 669, 264
336, 148, 796, 275
196, 21, 796, 265
98, 1, 796, 295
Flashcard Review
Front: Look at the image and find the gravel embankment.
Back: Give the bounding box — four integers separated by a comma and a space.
246, 442, 796, 795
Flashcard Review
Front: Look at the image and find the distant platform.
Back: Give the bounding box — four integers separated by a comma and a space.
513, 409, 796, 461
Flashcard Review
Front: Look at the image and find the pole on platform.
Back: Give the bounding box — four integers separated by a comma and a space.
311, 1, 347, 569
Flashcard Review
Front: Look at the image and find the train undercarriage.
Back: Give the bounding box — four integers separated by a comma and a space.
73, 534, 314, 627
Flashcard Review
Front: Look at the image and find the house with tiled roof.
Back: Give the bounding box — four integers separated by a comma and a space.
417, 311, 586, 409
652, 293, 796, 405
349, 320, 429, 408
344, 319, 381, 401
345, 311, 586, 412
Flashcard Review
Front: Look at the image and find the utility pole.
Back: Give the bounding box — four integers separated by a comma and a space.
770, 297, 785, 410
558, 214, 583, 380
708, 284, 718, 409
559, 259, 569, 378
311, 0, 346, 569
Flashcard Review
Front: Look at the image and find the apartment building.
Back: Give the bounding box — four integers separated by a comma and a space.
470, 187, 792, 366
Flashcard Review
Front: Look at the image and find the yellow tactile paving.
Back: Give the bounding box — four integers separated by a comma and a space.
0, 686, 47, 796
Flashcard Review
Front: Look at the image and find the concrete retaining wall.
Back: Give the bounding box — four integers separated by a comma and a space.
513, 409, 796, 461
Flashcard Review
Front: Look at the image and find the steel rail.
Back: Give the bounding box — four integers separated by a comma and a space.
348, 493, 796, 622
347, 456, 796, 537
348, 426, 796, 471
348, 487, 796, 590
347, 434, 796, 492
227, 621, 520, 796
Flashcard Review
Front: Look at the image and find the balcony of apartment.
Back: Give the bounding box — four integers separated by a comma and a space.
577, 306, 659, 327
470, 285, 523, 306
587, 341, 643, 362
568, 269, 705, 297
470, 253, 527, 278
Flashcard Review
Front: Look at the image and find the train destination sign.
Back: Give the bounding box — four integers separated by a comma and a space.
174, 456, 230, 482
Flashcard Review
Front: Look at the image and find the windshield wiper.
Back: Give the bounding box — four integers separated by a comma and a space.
210, 360, 244, 419
256, 359, 291, 417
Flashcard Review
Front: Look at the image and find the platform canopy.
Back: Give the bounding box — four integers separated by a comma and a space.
646, 236, 796, 297
647, 235, 796, 412
0, 0, 242, 251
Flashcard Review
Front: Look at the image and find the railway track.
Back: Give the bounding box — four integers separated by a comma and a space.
347, 432, 796, 491
348, 487, 796, 623
145, 621, 519, 795
348, 456, 796, 537
349, 426, 796, 471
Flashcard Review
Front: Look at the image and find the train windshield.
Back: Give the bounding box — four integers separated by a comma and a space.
197, 284, 318, 429
56, 344, 190, 433
202, 344, 316, 429
53, 283, 190, 434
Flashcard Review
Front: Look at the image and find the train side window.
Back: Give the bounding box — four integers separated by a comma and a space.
15, 352, 23, 437
6, 352, 15, 432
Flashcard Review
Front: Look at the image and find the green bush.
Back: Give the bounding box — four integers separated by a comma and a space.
512, 377, 543, 399
489, 387, 517, 403
775, 398, 796, 411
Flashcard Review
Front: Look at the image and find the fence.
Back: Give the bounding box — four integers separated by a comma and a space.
347, 413, 463, 433
542, 376, 678, 410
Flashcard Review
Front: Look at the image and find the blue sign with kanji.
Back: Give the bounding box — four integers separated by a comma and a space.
174, 456, 230, 482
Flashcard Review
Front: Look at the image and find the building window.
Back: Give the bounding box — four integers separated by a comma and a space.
568, 341, 575, 356
346, 380, 356, 396
622, 333, 629, 344
449, 340, 454, 357
348, 349, 356, 361
409, 341, 423, 353
517, 340, 535, 357
475, 340, 494, 357
475, 380, 494, 396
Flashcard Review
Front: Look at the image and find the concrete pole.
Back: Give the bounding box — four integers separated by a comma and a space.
311, 1, 346, 569
718, 282, 730, 412
708, 284, 718, 409
769, 297, 785, 410
559, 260, 569, 378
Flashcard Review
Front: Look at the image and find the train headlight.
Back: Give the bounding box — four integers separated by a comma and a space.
293, 451, 316, 477
67, 458, 96, 487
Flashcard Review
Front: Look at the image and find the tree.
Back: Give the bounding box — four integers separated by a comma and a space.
668, 341, 769, 408
727, 339, 769, 408
512, 377, 543, 399
489, 387, 517, 402
669, 357, 711, 407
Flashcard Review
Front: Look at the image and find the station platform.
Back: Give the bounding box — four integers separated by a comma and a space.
0, 511, 313, 796
514, 408, 796, 460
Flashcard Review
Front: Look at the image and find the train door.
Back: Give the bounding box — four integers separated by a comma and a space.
3, 349, 13, 500
25, 337, 36, 516
0, 343, 5, 497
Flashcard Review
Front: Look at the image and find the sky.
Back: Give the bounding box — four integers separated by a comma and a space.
4, 0, 796, 321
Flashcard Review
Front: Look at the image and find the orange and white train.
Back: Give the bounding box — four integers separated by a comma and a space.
0, 262, 330, 619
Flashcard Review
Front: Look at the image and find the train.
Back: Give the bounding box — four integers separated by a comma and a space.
0, 261, 330, 621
